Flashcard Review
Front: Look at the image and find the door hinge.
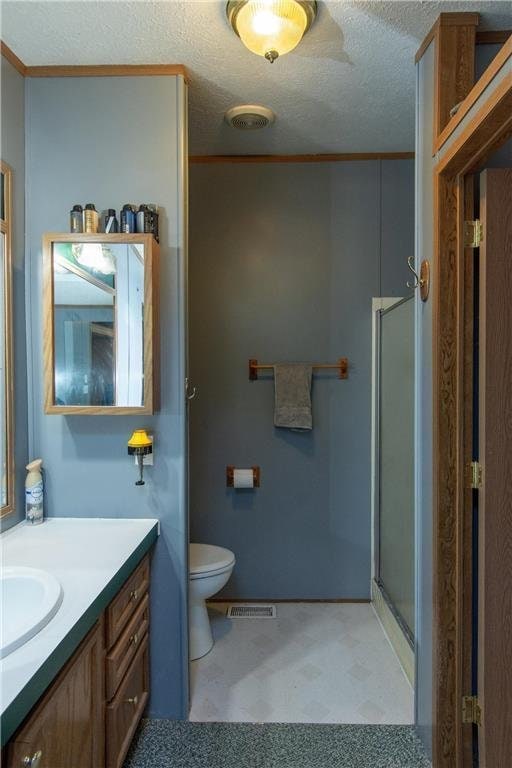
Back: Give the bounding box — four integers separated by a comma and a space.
464, 219, 483, 248
467, 461, 483, 489
462, 695, 482, 726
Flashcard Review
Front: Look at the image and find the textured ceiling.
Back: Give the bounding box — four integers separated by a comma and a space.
2, 1, 511, 154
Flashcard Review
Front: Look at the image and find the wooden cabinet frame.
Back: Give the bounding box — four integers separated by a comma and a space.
43, 233, 160, 415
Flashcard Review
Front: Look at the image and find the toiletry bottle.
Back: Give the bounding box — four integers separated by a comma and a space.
25, 459, 44, 525
70, 204, 83, 233
84, 203, 99, 233
104, 208, 119, 233
121, 204, 136, 233
136, 204, 150, 234
147, 204, 159, 242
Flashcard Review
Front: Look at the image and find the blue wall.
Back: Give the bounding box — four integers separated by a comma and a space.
25, 75, 189, 718
0, 56, 28, 532
189, 159, 414, 599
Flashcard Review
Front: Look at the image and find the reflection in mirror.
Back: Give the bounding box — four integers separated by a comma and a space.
1, 162, 14, 517
52, 242, 145, 407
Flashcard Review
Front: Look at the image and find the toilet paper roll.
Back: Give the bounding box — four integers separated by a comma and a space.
233, 469, 254, 489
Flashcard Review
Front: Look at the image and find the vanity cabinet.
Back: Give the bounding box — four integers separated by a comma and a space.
4, 554, 151, 768
5, 623, 104, 768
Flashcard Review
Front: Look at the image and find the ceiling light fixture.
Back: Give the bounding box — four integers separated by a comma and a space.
226, 0, 317, 63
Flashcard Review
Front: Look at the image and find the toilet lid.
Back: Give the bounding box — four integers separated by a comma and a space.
189, 543, 235, 576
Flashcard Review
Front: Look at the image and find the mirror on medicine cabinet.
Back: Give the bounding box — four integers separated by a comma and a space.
43, 234, 159, 415
1, 163, 14, 517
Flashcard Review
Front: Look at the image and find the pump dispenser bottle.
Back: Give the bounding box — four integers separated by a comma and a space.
26, 459, 44, 525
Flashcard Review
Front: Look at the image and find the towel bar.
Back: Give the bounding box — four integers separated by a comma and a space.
248, 358, 348, 381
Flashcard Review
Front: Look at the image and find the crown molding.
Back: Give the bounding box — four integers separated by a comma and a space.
190, 152, 415, 164
1, 41, 26, 75
0, 42, 189, 82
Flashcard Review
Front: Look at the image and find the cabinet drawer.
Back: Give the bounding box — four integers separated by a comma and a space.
106, 635, 149, 768
106, 555, 149, 649
106, 592, 149, 701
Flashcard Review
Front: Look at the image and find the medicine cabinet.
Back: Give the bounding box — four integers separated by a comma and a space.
43, 233, 159, 415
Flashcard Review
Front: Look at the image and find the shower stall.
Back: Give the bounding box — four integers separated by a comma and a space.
372, 295, 415, 683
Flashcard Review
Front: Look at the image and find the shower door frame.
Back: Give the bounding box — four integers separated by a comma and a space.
371, 295, 415, 684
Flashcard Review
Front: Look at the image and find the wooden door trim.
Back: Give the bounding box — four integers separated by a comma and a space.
435, 37, 512, 153
436, 75, 512, 178
432, 57, 512, 768
432, 17, 479, 154
415, 13, 480, 64
475, 30, 511, 45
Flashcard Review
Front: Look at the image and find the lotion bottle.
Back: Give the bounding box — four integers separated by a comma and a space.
26, 459, 44, 525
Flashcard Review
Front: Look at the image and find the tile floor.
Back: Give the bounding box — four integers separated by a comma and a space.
189, 602, 414, 725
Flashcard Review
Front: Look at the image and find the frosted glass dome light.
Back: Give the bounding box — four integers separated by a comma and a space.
227, 0, 317, 63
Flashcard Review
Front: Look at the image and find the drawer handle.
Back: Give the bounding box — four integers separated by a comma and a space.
22, 751, 43, 768
129, 589, 139, 601
125, 695, 139, 706
130, 632, 139, 646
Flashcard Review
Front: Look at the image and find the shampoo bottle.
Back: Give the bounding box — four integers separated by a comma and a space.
26, 459, 44, 525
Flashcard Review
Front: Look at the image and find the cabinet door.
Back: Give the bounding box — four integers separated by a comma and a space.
6, 623, 104, 768
106, 635, 149, 768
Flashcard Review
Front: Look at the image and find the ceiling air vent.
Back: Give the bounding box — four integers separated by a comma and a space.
225, 105, 275, 130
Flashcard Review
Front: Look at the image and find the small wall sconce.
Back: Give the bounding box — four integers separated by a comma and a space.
128, 429, 153, 486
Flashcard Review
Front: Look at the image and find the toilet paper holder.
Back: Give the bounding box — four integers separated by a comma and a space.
226, 466, 261, 488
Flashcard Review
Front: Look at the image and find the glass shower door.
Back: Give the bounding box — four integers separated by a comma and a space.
377, 296, 415, 640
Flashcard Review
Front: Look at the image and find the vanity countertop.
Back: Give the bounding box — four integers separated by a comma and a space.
0, 517, 159, 746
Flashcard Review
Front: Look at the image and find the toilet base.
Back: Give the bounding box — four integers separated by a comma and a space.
188, 552, 235, 662
189, 597, 214, 660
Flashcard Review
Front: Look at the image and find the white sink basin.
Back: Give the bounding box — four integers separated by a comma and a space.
1, 566, 63, 659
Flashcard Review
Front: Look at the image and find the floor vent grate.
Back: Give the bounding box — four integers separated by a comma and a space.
227, 604, 277, 619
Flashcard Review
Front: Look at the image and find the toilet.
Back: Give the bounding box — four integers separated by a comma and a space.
189, 543, 236, 660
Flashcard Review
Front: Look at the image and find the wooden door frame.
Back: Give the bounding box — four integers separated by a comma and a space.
432, 66, 512, 767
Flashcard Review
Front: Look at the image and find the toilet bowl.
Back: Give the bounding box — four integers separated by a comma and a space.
189, 543, 235, 660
